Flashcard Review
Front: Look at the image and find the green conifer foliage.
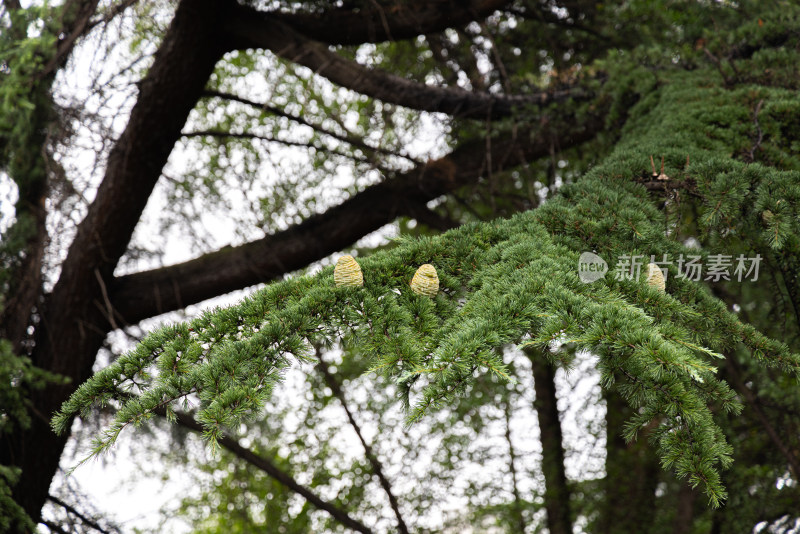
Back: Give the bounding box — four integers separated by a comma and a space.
54, 62, 800, 505
50, 1, 800, 521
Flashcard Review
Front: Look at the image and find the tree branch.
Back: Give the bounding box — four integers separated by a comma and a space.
480, 21, 512, 93
425, 34, 462, 87
46, 495, 113, 534
316, 355, 410, 534
502, 399, 527, 533
181, 129, 380, 167
202, 90, 420, 164
39, 0, 100, 79
402, 201, 461, 231
40, 519, 69, 534
223, 13, 588, 120
230, 0, 513, 46
110, 112, 606, 323
85, 0, 140, 33
725, 356, 800, 479
168, 409, 374, 534
634, 176, 703, 200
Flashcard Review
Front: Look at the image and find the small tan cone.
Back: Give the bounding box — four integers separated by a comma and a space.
645, 262, 665, 292
410, 264, 439, 297
334, 255, 363, 287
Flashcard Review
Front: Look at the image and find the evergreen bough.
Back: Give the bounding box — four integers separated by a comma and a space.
54, 37, 800, 509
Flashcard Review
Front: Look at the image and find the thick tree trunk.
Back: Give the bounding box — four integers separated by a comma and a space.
672, 482, 697, 534
527, 348, 572, 534
600, 389, 660, 534
0, 0, 231, 522
0, 112, 48, 354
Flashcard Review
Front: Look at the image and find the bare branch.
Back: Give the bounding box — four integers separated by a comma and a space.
40, 519, 69, 534
454, 28, 488, 91
181, 129, 381, 167
480, 21, 511, 93
46, 495, 114, 534
85, 0, 140, 32
425, 34, 461, 87
502, 399, 527, 533
224, 14, 588, 120
201, 90, 421, 164
317, 355, 410, 534
39, 0, 101, 79
702, 47, 736, 87
168, 410, 375, 534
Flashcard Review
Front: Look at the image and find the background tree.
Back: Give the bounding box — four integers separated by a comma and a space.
2, 0, 800, 533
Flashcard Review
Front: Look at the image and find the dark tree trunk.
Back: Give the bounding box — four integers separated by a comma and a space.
0, 0, 231, 522
672, 481, 697, 534
600, 389, 660, 534
527, 348, 572, 534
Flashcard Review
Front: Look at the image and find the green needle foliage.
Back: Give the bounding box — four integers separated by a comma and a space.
54, 55, 800, 506
45, 1, 800, 526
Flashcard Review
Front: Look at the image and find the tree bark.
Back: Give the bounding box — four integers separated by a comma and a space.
0, 0, 232, 521
233, 0, 512, 46
527, 348, 572, 534
600, 389, 660, 534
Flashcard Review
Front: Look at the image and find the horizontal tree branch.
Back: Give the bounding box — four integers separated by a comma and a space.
231, 0, 513, 46
167, 410, 374, 534
223, 13, 588, 120
109, 112, 606, 324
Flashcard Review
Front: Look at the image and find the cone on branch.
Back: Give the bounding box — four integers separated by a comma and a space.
410, 264, 439, 297
334, 255, 364, 287
645, 262, 666, 292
